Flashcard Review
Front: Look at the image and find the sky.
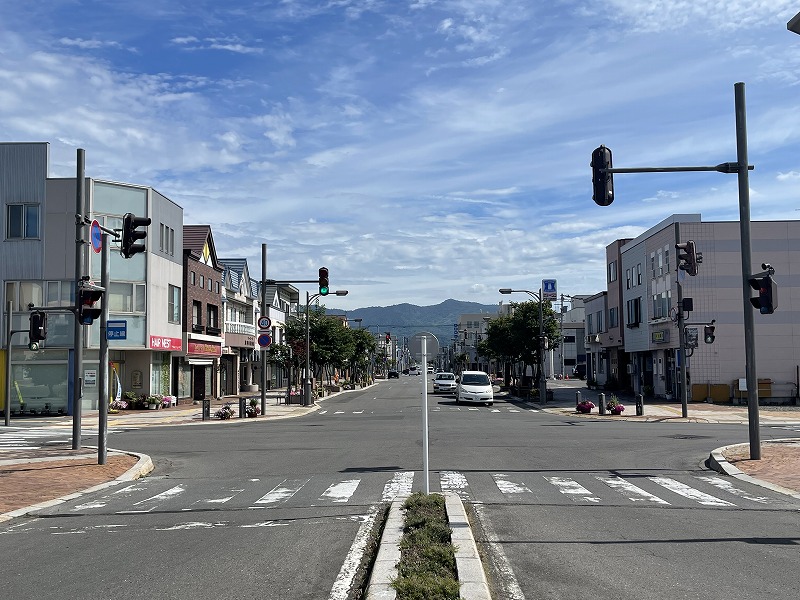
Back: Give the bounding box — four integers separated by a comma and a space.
1, 1, 799, 311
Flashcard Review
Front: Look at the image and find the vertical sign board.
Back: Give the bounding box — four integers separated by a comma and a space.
542, 279, 558, 301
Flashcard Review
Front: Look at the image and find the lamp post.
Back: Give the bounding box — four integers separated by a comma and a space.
499, 288, 546, 404
305, 289, 348, 406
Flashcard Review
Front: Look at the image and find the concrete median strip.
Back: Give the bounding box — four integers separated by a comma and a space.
366, 492, 491, 600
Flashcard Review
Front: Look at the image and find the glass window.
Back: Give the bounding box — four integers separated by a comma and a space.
192, 301, 201, 326
208, 278, 212, 291
608, 260, 617, 283
207, 304, 218, 328
108, 282, 133, 312
168, 285, 181, 323
169, 228, 174, 255
190, 271, 196, 285
636, 263, 642, 285
609, 307, 619, 328
6, 204, 40, 239
134, 284, 146, 312
200, 275, 205, 288
626, 268, 631, 290
94, 182, 146, 216
19, 282, 43, 310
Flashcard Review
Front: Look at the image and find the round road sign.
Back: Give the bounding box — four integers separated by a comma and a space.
258, 316, 272, 330
90, 220, 102, 254
258, 333, 272, 348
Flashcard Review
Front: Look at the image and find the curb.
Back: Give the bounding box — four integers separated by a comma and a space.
0, 449, 153, 523
708, 441, 800, 500
365, 493, 491, 600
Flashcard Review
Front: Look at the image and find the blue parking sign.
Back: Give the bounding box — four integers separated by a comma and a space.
542, 279, 557, 301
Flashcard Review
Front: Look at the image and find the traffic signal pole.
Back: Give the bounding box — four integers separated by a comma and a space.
98, 233, 110, 464
73, 148, 86, 450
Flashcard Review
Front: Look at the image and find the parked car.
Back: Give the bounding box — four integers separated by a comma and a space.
456, 371, 494, 406
573, 364, 587, 380
402, 368, 409, 375
433, 372, 457, 394
409, 366, 421, 375
388, 370, 400, 379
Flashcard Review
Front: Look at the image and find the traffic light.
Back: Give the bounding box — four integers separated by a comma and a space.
591, 145, 614, 206
703, 325, 715, 344
78, 283, 105, 325
676, 240, 699, 276
385, 332, 391, 343
318, 267, 329, 296
28, 311, 47, 350
749, 275, 778, 314
121, 213, 151, 258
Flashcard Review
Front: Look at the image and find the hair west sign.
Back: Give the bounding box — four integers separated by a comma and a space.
149, 336, 183, 351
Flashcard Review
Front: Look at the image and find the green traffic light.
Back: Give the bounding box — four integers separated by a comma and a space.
320, 286, 329, 296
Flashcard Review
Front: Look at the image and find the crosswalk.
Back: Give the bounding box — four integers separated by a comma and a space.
0, 425, 135, 451
38, 469, 795, 519
317, 406, 536, 416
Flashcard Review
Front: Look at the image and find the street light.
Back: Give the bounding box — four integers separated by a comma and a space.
305, 289, 348, 406
499, 288, 546, 404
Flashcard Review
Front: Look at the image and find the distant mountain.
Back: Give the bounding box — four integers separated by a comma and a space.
329, 299, 500, 350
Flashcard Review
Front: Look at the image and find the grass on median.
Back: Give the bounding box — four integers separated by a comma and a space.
392, 492, 460, 600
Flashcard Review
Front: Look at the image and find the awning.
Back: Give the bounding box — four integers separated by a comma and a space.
186, 358, 214, 366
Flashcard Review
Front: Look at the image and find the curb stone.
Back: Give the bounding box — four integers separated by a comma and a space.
708, 441, 800, 500
365, 493, 491, 600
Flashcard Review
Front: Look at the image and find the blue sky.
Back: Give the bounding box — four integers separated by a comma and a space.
1, 1, 799, 310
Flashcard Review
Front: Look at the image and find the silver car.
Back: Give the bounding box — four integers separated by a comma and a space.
433, 372, 457, 394
456, 371, 494, 406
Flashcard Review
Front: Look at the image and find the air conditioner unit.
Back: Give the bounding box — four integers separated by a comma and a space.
594, 335, 601, 343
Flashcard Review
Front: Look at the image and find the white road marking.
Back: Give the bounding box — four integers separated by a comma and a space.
440, 471, 470, 500
240, 520, 290, 528
155, 521, 226, 531
597, 476, 670, 504
320, 479, 361, 503
649, 477, 735, 506
328, 505, 381, 600
132, 485, 186, 506
254, 478, 311, 505
352, 410, 363, 414
490, 409, 500, 413
382, 472, 414, 501
197, 489, 245, 505
508, 409, 520, 413
72, 501, 107, 511
319, 410, 328, 415
695, 476, 771, 504
493, 474, 532, 494
473, 503, 526, 600
545, 477, 601, 502
334, 411, 344, 414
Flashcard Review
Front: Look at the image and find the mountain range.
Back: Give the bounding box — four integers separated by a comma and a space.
329, 299, 501, 350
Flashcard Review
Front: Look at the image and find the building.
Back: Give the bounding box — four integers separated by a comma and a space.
178, 225, 224, 402
1, 142, 184, 415
218, 258, 259, 396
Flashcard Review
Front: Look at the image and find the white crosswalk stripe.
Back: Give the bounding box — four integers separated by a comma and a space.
36, 469, 795, 521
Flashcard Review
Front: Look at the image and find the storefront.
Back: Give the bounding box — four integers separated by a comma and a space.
174, 340, 221, 402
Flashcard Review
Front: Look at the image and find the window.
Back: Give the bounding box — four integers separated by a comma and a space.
107, 283, 146, 313
608, 260, 617, 283
586, 313, 593, 335
626, 298, 641, 327
664, 247, 670, 273
609, 307, 619, 328
596, 310, 605, 332
190, 271, 196, 286
6, 204, 40, 239
5, 281, 44, 310
626, 268, 632, 290
168, 285, 181, 323
650, 253, 656, 278
215, 281, 220, 294
160, 224, 165, 252
636, 263, 642, 286
563, 335, 576, 344
192, 301, 202, 327
658, 251, 664, 276
207, 304, 218, 328
208, 278, 212, 291
200, 275, 205, 289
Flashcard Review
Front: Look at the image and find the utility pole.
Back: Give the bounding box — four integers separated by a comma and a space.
72, 149, 86, 450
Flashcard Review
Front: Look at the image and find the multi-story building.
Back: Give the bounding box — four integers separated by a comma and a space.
218, 258, 258, 396
1, 142, 184, 415
178, 225, 224, 402
457, 313, 492, 373
612, 213, 800, 402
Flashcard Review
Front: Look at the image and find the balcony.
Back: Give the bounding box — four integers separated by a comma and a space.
206, 325, 222, 337
192, 324, 205, 333
225, 321, 256, 337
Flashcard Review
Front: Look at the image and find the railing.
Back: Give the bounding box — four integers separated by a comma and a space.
225, 321, 256, 336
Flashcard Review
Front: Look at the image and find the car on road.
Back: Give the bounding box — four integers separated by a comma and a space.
409, 366, 421, 375
388, 370, 399, 379
432, 372, 457, 394
456, 371, 494, 406
573, 363, 586, 380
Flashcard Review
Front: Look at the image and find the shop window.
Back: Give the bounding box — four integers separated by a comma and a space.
6, 204, 40, 239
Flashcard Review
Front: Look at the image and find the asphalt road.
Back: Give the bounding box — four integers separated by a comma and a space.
2, 377, 799, 599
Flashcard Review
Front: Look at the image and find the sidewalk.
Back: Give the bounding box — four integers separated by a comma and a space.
2, 382, 800, 523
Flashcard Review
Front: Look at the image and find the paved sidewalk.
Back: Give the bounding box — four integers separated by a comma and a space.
2, 381, 800, 523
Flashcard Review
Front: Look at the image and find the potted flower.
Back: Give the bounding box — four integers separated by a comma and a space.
215, 402, 235, 420
576, 400, 595, 414
246, 398, 261, 418
606, 395, 625, 415
147, 394, 163, 409
109, 399, 128, 414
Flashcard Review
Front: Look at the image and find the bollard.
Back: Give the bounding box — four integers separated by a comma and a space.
636, 393, 644, 416
575, 390, 581, 408
202, 398, 211, 421
239, 397, 246, 418
598, 392, 606, 415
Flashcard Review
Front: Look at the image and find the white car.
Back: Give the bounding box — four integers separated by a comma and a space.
456, 371, 494, 406
433, 372, 457, 394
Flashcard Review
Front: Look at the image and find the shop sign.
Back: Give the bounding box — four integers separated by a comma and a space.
149, 336, 183, 351
651, 329, 670, 344
188, 341, 222, 356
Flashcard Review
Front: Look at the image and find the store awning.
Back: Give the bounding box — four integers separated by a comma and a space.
186, 358, 214, 366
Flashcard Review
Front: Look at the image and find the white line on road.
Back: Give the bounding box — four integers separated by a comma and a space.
649, 477, 735, 506
328, 505, 381, 600
254, 478, 311, 505
493, 474, 532, 494
382, 471, 414, 501
545, 477, 601, 502
694, 476, 771, 504
597, 476, 670, 504
473, 503, 526, 600
320, 479, 361, 503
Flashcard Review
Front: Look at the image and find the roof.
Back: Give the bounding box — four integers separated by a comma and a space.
183, 225, 222, 270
